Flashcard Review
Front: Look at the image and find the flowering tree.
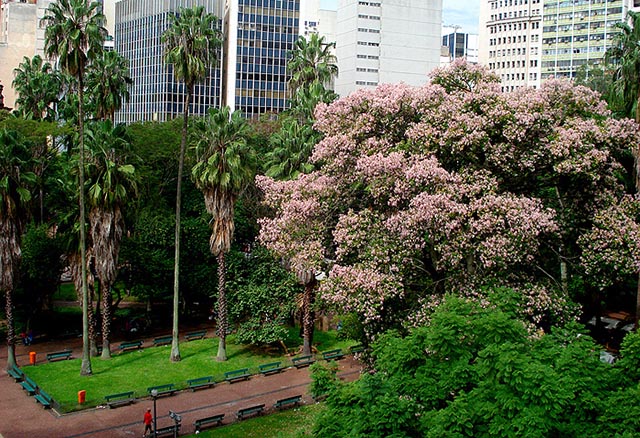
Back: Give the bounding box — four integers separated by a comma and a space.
258, 60, 639, 341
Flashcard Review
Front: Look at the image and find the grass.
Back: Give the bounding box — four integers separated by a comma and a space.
186, 403, 325, 438
24, 329, 354, 413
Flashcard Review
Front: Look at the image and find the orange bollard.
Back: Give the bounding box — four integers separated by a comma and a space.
78, 390, 86, 404
29, 351, 36, 365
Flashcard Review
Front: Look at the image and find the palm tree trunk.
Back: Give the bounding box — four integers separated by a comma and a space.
171, 86, 192, 363
100, 279, 112, 359
5, 287, 16, 369
78, 70, 92, 376
216, 252, 228, 361
302, 282, 316, 356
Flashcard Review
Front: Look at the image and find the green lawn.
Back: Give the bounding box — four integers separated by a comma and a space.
186, 403, 325, 438
24, 329, 354, 412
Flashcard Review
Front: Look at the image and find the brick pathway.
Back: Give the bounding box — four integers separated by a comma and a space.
0, 336, 361, 438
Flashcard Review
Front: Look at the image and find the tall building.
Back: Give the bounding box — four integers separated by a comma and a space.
442, 29, 479, 64
540, 0, 630, 80
334, 0, 442, 97
114, 0, 224, 124
0, 0, 53, 109
478, 0, 544, 91
223, 0, 301, 117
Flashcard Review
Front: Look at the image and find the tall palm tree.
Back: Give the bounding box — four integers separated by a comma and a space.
288, 33, 338, 93
12, 55, 62, 121
264, 118, 319, 180
42, 0, 107, 376
607, 11, 640, 326
85, 120, 137, 359
0, 129, 36, 369
192, 107, 256, 361
86, 50, 133, 121
162, 5, 221, 362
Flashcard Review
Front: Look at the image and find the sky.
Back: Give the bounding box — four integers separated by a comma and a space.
319, 0, 481, 35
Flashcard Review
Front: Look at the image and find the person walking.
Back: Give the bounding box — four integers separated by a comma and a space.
143, 408, 153, 437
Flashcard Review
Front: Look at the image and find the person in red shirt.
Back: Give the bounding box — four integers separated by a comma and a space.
143, 408, 153, 437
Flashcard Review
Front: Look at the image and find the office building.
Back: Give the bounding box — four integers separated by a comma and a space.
479, 0, 544, 91
442, 28, 479, 64
223, 0, 301, 117
334, 0, 442, 97
114, 0, 224, 124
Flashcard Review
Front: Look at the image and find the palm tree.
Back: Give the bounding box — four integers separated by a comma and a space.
12, 55, 62, 121
264, 118, 319, 180
0, 129, 36, 369
288, 33, 338, 93
162, 5, 221, 362
86, 50, 133, 121
42, 0, 107, 376
607, 11, 640, 326
192, 107, 256, 361
85, 120, 137, 359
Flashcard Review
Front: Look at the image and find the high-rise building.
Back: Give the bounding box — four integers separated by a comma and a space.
114, 0, 224, 124
478, 0, 544, 91
223, 0, 301, 117
334, 0, 442, 97
540, 0, 630, 80
479, 0, 639, 91
442, 29, 479, 64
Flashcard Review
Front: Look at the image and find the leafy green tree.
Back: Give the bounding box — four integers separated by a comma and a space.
227, 246, 298, 346
191, 106, 256, 361
0, 129, 36, 369
264, 118, 319, 180
86, 50, 133, 121
12, 55, 62, 121
161, 5, 221, 362
607, 10, 640, 124
288, 34, 338, 93
84, 120, 137, 358
313, 296, 634, 438
42, 0, 107, 375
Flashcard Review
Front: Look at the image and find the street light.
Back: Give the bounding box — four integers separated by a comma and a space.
151, 389, 158, 438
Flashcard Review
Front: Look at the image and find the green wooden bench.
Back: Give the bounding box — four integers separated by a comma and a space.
20, 376, 38, 396
34, 388, 54, 409
292, 354, 315, 368
118, 340, 143, 352
155, 424, 180, 437
153, 335, 173, 347
236, 403, 265, 420
274, 394, 302, 410
104, 391, 135, 408
184, 330, 206, 341
224, 368, 251, 383
321, 348, 345, 361
194, 413, 225, 432
259, 361, 284, 375
187, 376, 215, 391
46, 349, 73, 362
350, 344, 364, 354
148, 383, 176, 397
7, 364, 24, 382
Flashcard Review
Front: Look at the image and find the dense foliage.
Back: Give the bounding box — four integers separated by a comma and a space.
313, 296, 640, 438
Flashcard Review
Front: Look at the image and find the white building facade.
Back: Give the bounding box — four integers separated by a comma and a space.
334, 0, 442, 97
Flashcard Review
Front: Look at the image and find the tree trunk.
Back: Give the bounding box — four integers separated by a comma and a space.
100, 279, 112, 359
170, 86, 192, 363
78, 69, 92, 376
89, 298, 99, 357
302, 281, 316, 356
5, 288, 16, 369
216, 252, 228, 361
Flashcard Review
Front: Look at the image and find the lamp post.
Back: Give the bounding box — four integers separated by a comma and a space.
151, 389, 158, 438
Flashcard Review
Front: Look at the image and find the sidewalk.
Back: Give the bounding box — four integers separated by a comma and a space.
0, 337, 361, 438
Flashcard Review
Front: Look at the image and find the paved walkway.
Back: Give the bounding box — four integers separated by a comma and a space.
0, 335, 362, 438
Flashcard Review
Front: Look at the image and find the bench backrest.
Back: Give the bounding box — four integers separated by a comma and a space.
105, 391, 134, 400
188, 376, 213, 384
24, 376, 37, 387
148, 383, 174, 392
38, 389, 53, 402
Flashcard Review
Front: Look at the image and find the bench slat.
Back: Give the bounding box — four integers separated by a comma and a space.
46, 350, 73, 362
292, 355, 315, 368
259, 361, 284, 375
184, 330, 206, 341
224, 368, 250, 383
105, 391, 135, 408
147, 383, 176, 397
236, 404, 265, 420
194, 413, 225, 431
187, 376, 214, 391
274, 394, 302, 409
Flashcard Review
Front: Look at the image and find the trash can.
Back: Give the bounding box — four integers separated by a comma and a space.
29, 351, 36, 365
78, 390, 86, 404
